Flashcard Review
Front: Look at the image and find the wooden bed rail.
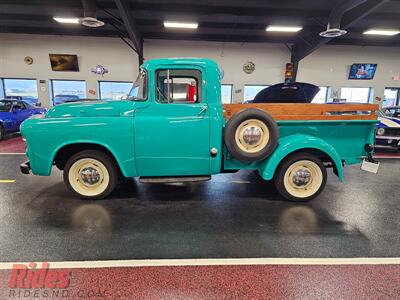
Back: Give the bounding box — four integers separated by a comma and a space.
222, 103, 379, 121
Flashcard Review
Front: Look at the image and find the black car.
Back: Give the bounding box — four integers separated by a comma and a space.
247, 82, 320, 103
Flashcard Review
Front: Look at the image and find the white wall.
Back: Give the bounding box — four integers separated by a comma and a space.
144, 39, 289, 102
1, 33, 400, 106
0, 34, 138, 107
298, 45, 400, 103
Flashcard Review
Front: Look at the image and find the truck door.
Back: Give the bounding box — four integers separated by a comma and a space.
134, 67, 211, 176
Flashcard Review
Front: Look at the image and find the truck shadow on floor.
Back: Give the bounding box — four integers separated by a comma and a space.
12, 178, 372, 261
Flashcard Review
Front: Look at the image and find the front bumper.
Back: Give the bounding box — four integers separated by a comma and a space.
20, 161, 31, 174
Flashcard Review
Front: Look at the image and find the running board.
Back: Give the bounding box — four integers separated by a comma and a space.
139, 176, 211, 184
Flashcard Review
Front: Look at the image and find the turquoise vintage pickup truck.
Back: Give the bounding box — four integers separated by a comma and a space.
20, 58, 378, 201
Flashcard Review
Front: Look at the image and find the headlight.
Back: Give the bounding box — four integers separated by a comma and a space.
376, 128, 385, 136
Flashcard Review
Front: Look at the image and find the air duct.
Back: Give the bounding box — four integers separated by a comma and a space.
319, 0, 367, 37
79, 0, 104, 28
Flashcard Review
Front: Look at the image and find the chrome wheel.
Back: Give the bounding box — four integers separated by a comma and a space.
283, 160, 323, 199
234, 119, 270, 154
68, 158, 110, 197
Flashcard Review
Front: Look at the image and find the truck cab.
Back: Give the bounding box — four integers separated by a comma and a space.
20, 58, 378, 202
129, 58, 224, 177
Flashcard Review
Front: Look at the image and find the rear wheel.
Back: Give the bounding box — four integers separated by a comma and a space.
63, 150, 118, 200
274, 153, 327, 202
0, 125, 4, 141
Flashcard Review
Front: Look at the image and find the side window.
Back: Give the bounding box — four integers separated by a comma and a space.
156, 69, 202, 104
12, 101, 26, 110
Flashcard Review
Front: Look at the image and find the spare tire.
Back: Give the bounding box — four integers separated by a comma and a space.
224, 108, 279, 162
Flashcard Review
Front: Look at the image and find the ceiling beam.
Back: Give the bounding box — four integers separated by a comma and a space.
291, 0, 389, 63
113, 0, 143, 64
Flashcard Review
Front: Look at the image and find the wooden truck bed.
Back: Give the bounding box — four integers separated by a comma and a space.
222, 103, 378, 121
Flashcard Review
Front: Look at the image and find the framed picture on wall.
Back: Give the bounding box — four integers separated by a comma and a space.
49, 54, 79, 72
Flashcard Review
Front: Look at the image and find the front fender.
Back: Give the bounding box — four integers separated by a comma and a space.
21, 116, 136, 177
259, 133, 344, 182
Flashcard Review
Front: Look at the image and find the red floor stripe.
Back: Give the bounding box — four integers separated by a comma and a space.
375, 152, 400, 158
0, 264, 399, 299
0, 136, 25, 154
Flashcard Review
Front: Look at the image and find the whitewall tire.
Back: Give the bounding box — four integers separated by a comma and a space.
224, 108, 279, 162
64, 150, 118, 200
274, 153, 327, 202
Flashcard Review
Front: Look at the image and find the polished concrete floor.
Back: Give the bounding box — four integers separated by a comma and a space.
0, 155, 399, 262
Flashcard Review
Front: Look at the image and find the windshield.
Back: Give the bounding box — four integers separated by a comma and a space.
127, 69, 147, 101
0, 101, 12, 112
383, 107, 400, 118
55, 95, 79, 101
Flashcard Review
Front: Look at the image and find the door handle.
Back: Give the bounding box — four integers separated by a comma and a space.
198, 106, 208, 115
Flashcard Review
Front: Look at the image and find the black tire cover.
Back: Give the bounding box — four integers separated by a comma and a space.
224, 108, 279, 162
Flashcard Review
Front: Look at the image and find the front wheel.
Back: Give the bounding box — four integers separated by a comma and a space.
64, 150, 118, 200
274, 153, 327, 202
0, 125, 4, 141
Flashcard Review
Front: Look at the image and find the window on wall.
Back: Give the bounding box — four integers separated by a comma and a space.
383, 88, 399, 107
155, 69, 202, 103
340, 87, 371, 103
243, 85, 269, 102
2, 79, 38, 105
0, 80, 4, 99
99, 81, 133, 101
221, 84, 233, 104
312, 86, 329, 103
51, 80, 86, 105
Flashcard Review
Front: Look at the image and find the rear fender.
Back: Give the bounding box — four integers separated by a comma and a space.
259, 133, 344, 182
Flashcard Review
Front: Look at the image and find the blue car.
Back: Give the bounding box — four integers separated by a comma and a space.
376, 106, 400, 150
0, 100, 47, 141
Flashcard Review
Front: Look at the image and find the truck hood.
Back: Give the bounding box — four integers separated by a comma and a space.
45, 101, 129, 118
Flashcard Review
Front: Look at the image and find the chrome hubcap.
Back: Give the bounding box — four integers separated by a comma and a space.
292, 168, 312, 187
80, 167, 101, 186
242, 126, 262, 145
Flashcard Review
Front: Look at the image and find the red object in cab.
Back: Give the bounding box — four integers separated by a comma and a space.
187, 82, 196, 102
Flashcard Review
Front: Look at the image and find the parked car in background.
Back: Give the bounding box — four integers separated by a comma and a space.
0, 100, 47, 141
53, 95, 80, 105
376, 106, 400, 150
245, 82, 320, 103
381, 106, 400, 118
5, 96, 40, 106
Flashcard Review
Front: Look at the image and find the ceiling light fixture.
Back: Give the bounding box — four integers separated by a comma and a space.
164, 22, 198, 29
363, 29, 400, 36
319, 28, 347, 38
266, 26, 303, 32
53, 17, 80, 24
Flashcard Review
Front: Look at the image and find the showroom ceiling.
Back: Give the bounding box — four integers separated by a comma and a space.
0, 0, 399, 47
